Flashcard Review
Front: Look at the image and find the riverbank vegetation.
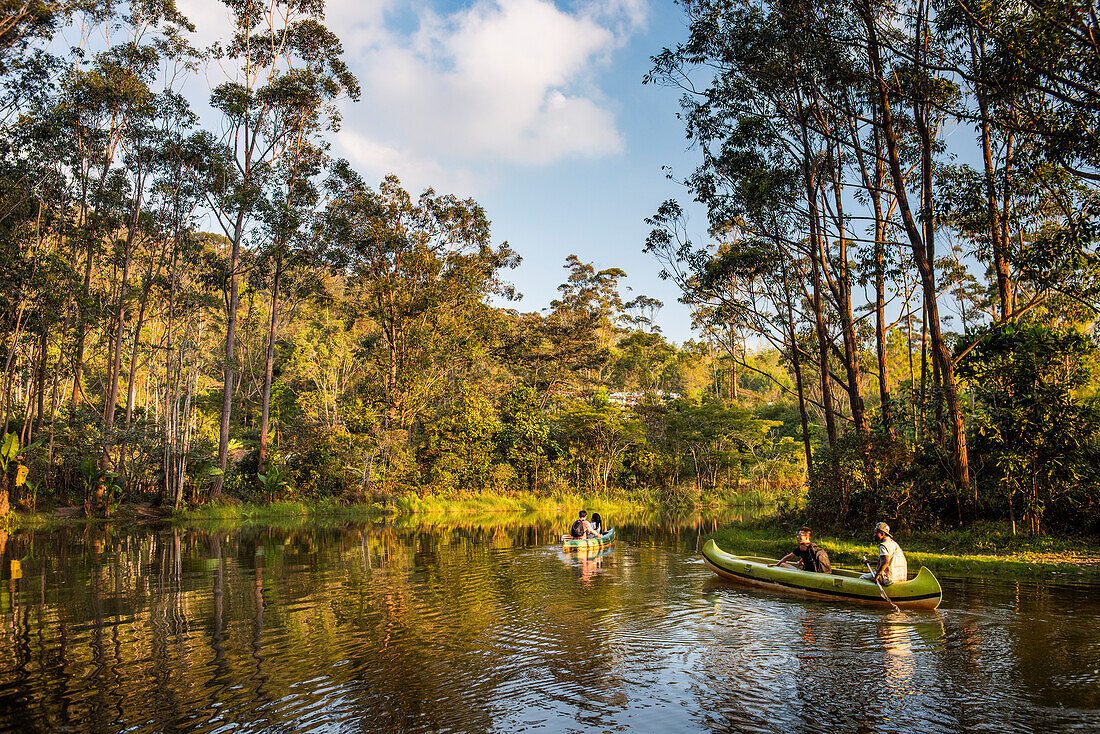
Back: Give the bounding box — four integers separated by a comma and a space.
0, 0, 804, 520
648, 0, 1100, 536
0, 0, 1098, 540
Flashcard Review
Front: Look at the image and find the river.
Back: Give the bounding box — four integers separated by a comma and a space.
0, 515, 1095, 733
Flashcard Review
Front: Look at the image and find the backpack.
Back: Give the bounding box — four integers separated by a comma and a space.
809, 543, 831, 574
570, 519, 584, 538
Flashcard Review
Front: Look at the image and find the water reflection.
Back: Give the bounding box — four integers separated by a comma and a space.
0, 516, 1094, 733
560, 546, 615, 588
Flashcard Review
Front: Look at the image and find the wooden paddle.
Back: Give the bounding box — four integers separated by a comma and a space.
863, 555, 901, 612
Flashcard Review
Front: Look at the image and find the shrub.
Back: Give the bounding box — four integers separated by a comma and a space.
806, 430, 953, 532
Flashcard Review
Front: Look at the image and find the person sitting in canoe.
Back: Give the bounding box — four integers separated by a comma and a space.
859, 522, 908, 585
768, 526, 831, 573
569, 510, 600, 539
590, 513, 603, 534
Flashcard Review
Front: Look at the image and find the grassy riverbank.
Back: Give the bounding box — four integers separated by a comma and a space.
708, 519, 1100, 581
171, 491, 652, 525
0, 490, 665, 531
2, 483, 788, 531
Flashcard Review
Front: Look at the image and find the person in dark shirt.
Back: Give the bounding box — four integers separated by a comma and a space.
569, 510, 599, 539
769, 527, 829, 573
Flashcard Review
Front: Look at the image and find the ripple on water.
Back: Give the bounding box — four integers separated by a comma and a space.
0, 526, 1099, 734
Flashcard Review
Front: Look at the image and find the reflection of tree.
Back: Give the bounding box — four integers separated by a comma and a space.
0, 521, 658, 729
0, 523, 1094, 732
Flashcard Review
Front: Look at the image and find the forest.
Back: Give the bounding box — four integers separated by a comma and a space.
645, 0, 1100, 534
0, 0, 1098, 535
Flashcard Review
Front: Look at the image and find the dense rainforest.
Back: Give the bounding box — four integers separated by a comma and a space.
0, 0, 1097, 535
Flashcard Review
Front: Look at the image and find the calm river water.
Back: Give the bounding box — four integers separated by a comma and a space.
0, 514, 1096, 733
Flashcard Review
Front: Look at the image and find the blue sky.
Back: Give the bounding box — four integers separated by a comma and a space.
177, 0, 705, 342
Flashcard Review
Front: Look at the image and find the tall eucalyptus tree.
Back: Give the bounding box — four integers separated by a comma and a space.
254, 22, 358, 467
202, 0, 357, 490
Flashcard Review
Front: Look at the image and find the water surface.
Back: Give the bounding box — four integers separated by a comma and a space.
0, 515, 1095, 733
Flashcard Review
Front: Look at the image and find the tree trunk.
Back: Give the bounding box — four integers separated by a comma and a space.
969, 25, 1015, 321
124, 253, 160, 426
820, 140, 869, 437
873, 172, 893, 438
214, 213, 246, 496
806, 178, 837, 446
33, 322, 47, 436
46, 323, 64, 464
104, 235, 134, 431
1, 298, 29, 436
863, 3, 969, 488
783, 263, 814, 471
70, 219, 96, 405
258, 256, 282, 467
848, 104, 894, 438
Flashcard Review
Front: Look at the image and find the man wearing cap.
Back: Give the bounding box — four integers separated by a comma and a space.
860, 522, 908, 585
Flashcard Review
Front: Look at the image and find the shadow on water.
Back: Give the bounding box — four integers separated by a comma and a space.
0, 513, 1095, 733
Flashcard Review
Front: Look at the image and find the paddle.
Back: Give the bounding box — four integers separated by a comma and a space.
863, 555, 901, 613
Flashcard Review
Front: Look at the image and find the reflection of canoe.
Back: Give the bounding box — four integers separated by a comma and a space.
559, 544, 614, 570
561, 528, 615, 551
702, 539, 942, 610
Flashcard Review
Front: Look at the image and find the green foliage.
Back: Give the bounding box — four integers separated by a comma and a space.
495, 386, 553, 492
285, 428, 357, 499
78, 457, 124, 516
610, 331, 680, 393
419, 386, 499, 495
555, 392, 645, 492
320, 172, 519, 438
12, 0, 1100, 537
957, 323, 1100, 533
0, 433, 18, 472
660, 396, 782, 490
806, 431, 947, 533
257, 463, 291, 500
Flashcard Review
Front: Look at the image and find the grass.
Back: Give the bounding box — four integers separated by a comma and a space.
386, 489, 643, 517
0, 489, 654, 534
169, 499, 382, 523
149, 490, 649, 532
708, 517, 1100, 580
2, 477, 795, 532
0, 511, 52, 532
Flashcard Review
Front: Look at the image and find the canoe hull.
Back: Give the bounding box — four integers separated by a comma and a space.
703, 539, 942, 610
562, 528, 615, 551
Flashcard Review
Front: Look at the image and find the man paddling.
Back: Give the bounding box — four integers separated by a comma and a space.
860, 522, 908, 585
769, 527, 830, 573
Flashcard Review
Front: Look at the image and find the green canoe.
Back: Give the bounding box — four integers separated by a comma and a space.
562, 528, 616, 551
702, 539, 942, 609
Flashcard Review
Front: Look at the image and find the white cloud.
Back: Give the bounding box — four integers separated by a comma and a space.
579, 0, 649, 36
175, 0, 645, 191
336, 128, 484, 196
336, 0, 639, 174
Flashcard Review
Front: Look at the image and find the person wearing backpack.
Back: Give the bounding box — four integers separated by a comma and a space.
769, 526, 831, 574
569, 510, 600, 539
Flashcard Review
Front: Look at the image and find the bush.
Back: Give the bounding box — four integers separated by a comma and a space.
806, 430, 955, 533
285, 428, 357, 499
